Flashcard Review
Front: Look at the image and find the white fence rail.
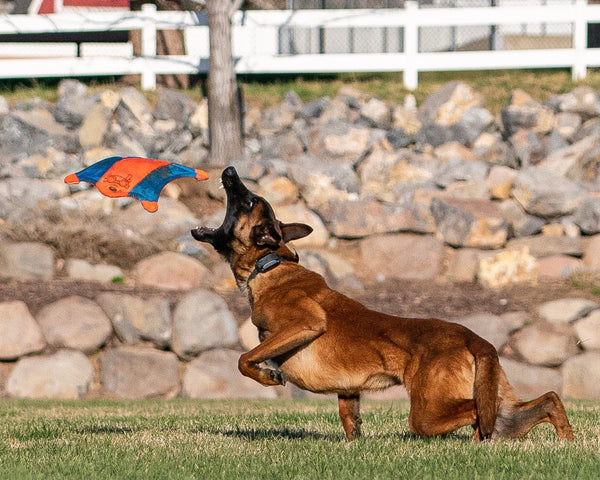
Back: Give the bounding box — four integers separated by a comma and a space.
0, 0, 599, 90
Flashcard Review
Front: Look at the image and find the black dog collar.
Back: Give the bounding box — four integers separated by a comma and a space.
247, 253, 285, 283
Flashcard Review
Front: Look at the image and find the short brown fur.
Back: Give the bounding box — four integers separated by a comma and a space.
192, 167, 574, 441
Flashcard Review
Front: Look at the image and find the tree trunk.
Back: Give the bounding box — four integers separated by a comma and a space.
206, 0, 243, 167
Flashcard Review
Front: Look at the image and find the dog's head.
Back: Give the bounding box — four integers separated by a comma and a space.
191, 166, 312, 284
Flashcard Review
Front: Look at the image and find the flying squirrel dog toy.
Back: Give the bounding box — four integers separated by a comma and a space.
64, 156, 209, 212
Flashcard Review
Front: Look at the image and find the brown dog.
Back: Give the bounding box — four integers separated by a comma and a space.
192, 166, 574, 441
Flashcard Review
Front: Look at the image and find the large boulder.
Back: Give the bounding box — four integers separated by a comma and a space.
6, 350, 93, 399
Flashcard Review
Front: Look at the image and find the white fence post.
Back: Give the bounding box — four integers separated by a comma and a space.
403, 0, 419, 91
141, 3, 157, 90
573, 0, 587, 81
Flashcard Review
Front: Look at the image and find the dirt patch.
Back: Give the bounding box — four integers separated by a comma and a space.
1, 274, 597, 325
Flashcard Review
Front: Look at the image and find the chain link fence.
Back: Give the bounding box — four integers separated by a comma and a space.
280, 0, 587, 55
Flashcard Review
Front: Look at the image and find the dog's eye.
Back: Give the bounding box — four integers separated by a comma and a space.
248, 197, 257, 208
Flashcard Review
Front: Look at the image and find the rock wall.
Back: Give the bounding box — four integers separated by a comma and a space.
0, 80, 599, 400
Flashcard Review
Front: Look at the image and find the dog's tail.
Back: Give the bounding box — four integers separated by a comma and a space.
472, 344, 501, 439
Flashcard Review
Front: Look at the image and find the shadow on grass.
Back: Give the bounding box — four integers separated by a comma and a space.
215, 426, 336, 441
214, 427, 472, 442
74, 425, 136, 435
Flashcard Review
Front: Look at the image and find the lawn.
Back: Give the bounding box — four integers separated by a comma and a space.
0, 398, 598, 480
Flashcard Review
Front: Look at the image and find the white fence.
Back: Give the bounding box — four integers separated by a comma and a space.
0, 0, 599, 90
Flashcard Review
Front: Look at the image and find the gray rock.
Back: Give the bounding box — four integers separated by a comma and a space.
418, 81, 483, 126
552, 112, 582, 142
274, 203, 329, 247
499, 357, 562, 400
583, 234, 600, 270
133, 251, 211, 291
573, 117, 600, 143
0, 107, 78, 160
78, 91, 118, 150
0, 301, 46, 360
458, 107, 494, 145
20, 147, 83, 180
319, 97, 354, 124
486, 165, 517, 200
573, 309, 600, 351
230, 156, 267, 182
506, 235, 583, 258
36, 296, 112, 354
360, 97, 391, 129
66, 259, 124, 283
573, 197, 600, 234
257, 175, 300, 206
508, 129, 545, 166
538, 255, 584, 280
100, 346, 179, 399
452, 313, 512, 351
415, 123, 456, 148
553, 86, 600, 120
256, 102, 296, 135
501, 90, 554, 136
172, 290, 238, 359
562, 351, 600, 399
53, 79, 96, 129
112, 196, 200, 237
0, 178, 69, 220
359, 147, 438, 202
435, 158, 489, 188
6, 350, 93, 399
299, 96, 330, 120
385, 127, 413, 149
260, 130, 304, 162
430, 197, 508, 249
474, 132, 518, 168
498, 199, 545, 237
545, 129, 570, 154
446, 248, 480, 284
512, 167, 587, 217
96, 293, 171, 347
536, 298, 598, 324
307, 122, 372, 165
0, 242, 55, 280
287, 154, 360, 207
182, 348, 277, 399
152, 88, 197, 128
358, 234, 444, 281
538, 135, 598, 182
509, 323, 579, 367
318, 198, 430, 239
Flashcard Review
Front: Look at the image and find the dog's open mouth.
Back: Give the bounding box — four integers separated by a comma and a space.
191, 166, 245, 243
191, 225, 217, 240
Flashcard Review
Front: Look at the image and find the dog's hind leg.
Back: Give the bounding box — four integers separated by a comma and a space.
495, 391, 574, 440
338, 394, 362, 440
408, 397, 478, 437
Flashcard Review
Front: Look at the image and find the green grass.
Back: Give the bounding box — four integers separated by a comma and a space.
3, 68, 600, 115
0, 398, 598, 479
570, 272, 600, 297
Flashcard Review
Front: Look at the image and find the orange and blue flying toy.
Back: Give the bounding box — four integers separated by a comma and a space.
64, 156, 209, 212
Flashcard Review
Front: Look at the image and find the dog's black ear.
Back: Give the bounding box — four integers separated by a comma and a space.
252, 224, 282, 247
280, 222, 313, 243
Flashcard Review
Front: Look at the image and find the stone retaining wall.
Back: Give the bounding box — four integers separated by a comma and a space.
1, 79, 600, 399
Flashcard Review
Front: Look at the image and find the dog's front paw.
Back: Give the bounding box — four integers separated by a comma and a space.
270, 369, 287, 386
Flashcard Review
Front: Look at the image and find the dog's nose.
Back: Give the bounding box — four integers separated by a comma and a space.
222, 166, 237, 179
